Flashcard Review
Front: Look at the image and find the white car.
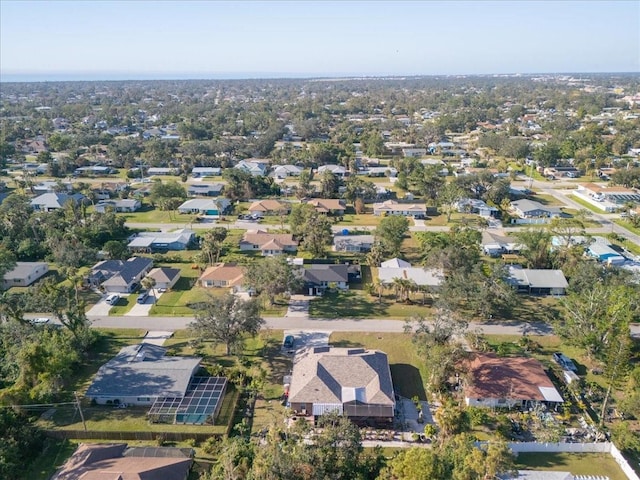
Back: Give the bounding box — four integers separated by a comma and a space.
105, 294, 120, 305
31, 317, 50, 325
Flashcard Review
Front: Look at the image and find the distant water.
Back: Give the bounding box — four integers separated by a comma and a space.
0, 71, 340, 83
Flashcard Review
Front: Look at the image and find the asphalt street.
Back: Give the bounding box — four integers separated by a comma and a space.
80, 314, 640, 338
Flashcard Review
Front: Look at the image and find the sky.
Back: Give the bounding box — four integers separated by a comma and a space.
1, 0, 639, 81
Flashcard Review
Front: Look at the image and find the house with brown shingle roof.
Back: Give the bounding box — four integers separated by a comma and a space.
464, 353, 563, 409
248, 199, 290, 216
304, 198, 346, 215
198, 263, 245, 289
239, 230, 298, 256
52, 443, 192, 480
288, 347, 395, 425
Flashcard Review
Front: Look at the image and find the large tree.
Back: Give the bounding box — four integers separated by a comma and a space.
375, 215, 409, 257
149, 179, 187, 209
244, 256, 301, 306
198, 227, 228, 265
190, 292, 264, 355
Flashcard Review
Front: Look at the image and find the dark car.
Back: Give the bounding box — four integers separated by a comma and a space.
553, 352, 578, 372
283, 335, 295, 349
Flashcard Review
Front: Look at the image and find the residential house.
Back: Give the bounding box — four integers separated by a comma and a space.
302, 264, 350, 295
2, 262, 49, 289
481, 231, 521, 257
377, 261, 444, 290
74, 165, 115, 176
464, 353, 563, 409
199, 263, 245, 289
192, 166, 221, 177
239, 230, 298, 256
187, 183, 224, 197
128, 229, 196, 252
177, 198, 230, 216
272, 164, 303, 179
364, 166, 397, 177
574, 183, 640, 212
586, 237, 626, 265
52, 443, 193, 480
456, 198, 500, 218
94, 198, 141, 213
317, 164, 347, 178
30, 192, 85, 212
510, 199, 562, 219
305, 198, 346, 215
506, 266, 568, 295
288, 347, 395, 425
333, 234, 375, 253
86, 343, 201, 406
235, 160, 268, 176
402, 147, 426, 158
31, 181, 72, 194
248, 199, 290, 216
373, 200, 427, 217
89, 257, 154, 293
147, 167, 177, 176
145, 267, 181, 290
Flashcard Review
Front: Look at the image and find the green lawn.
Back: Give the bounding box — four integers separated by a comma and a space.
109, 294, 138, 315
308, 290, 435, 319
567, 195, 608, 214
516, 453, 626, 480
532, 193, 564, 207
118, 204, 200, 224
329, 332, 428, 400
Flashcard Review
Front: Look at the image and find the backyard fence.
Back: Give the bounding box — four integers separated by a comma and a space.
44, 429, 222, 443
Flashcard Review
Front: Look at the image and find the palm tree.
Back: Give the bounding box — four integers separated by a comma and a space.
141, 276, 157, 304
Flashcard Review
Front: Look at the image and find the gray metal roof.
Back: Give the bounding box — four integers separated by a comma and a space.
3, 262, 48, 281
86, 344, 201, 399
377, 267, 444, 287
507, 266, 568, 289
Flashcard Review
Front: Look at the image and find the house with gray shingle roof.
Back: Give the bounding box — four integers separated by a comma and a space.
88, 257, 154, 293
86, 343, 201, 406
30, 192, 85, 212
1, 262, 49, 289
302, 264, 350, 295
145, 267, 181, 290
288, 347, 395, 424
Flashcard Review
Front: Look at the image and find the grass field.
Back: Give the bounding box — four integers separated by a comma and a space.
329, 331, 428, 400
308, 290, 435, 319
516, 453, 626, 480
567, 194, 608, 214
24, 438, 79, 480
109, 294, 138, 315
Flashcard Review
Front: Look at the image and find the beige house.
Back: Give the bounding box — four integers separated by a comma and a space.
145, 267, 181, 290
239, 230, 298, 256
199, 263, 245, 289
305, 198, 346, 215
288, 347, 395, 425
248, 199, 290, 216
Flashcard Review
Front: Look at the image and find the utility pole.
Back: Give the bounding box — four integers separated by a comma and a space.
74, 391, 87, 432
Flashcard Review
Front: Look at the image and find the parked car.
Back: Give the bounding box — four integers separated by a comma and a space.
137, 291, 149, 304
553, 352, 578, 372
283, 335, 295, 349
106, 293, 120, 305
30, 317, 50, 325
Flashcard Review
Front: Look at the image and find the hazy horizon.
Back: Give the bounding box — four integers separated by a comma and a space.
2, 70, 639, 84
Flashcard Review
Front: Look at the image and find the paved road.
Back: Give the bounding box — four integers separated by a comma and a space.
80, 313, 640, 338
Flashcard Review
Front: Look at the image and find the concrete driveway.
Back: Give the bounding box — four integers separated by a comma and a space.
283, 330, 331, 356
86, 295, 117, 316
124, 292, 164, 316
285, 295, 313, 318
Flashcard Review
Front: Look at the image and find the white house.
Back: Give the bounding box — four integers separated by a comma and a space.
373, 200, 427, 217
2, 262, 49, 289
